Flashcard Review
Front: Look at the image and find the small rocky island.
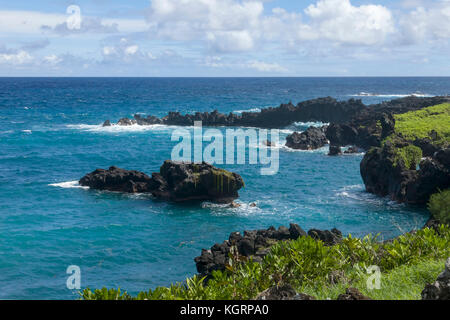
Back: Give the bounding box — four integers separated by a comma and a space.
80, 161, 244, 204
285, 126, 328, 150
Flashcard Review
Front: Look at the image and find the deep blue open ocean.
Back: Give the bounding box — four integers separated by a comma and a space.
1, 77, 449, 299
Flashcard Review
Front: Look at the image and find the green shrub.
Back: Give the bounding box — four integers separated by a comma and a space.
393, 144, 423, 169
428, 189, 450, 224
80, 225, 450, 300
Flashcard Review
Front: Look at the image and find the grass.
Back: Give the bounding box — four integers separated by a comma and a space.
301, 258, 445, 300
394, 103, 450, 146
81, 225, 450, 300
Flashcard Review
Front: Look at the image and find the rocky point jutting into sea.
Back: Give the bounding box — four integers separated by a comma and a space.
104, 95, 450, 151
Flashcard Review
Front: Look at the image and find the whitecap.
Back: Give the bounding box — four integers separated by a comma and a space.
66, 123, 183, 133
49, 181, 89, 189
349, 92, 434, 98
233, 107, 262, 114
281, 144, 329, 154
202, 200, 262, 216
21, 130, 32, 134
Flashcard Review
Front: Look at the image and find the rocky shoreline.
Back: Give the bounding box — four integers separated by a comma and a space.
194, 223, 342, 279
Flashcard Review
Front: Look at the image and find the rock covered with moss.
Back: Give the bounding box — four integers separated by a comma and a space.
152, 161, 244, 203
80, 161, 244, 204
360, 134, 450, 204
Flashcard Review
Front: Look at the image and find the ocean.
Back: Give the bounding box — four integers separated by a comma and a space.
0, 77, 449, 299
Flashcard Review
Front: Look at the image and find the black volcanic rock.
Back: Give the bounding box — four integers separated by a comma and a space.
360, 133, 450, 204
285, 126, 328, 150
79, 166, 155, 193
328, 145, 342, 156
344, 146, 359, 154
326, 96, 450, 150
308, 228, 343, 245
337, 288, 371, 300
80, 161, 244, 204
326, 123, 359, 147
109, 97, 367, 129
421, 257, 450, 300
152, 161, 244, 203
194, 224, 342, 278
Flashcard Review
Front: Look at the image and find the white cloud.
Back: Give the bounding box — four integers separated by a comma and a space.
399, 2, 450, 43
147, 0, 263, 51
43, 54, 63, 65
0, 50, 33, 65
146, 0, 397, 52
124, 45, 139, 55
0, 10, 147, 35
246, 60, 287, 72
302, 0, 395, 45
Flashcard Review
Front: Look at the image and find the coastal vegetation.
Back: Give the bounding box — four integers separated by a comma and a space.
394, 103, 450, 147
428, 189, 450, 225
81, 224, 450, 300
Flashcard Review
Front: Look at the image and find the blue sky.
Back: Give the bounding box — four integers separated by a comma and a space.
0, 0, 449, 76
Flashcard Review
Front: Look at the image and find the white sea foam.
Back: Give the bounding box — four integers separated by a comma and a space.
349, 92, 434, 98
21, 130, 32, 134
49, 181, 89, 189
233, 107, 262, 114
335, 184, 404, 208
202, 200, 262, 216
66, 123, 181, 133
292, 121, 328, 128
280, 142, 329, 154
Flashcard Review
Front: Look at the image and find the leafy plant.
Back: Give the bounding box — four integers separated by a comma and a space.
80, 225, 450, 300
428, 189, 450, 224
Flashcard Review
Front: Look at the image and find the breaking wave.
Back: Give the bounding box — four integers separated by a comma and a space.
349, 92, 434, 98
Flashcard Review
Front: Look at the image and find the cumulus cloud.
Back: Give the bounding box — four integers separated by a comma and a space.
101, 38, 158, 64
0, 50, 33, 65
42, 17, 119, 35
145, 0, 398, 53
246, 60, 287, 72
302, 0, 395, 45
147, 0, 263, 52
399, 2, 450, 44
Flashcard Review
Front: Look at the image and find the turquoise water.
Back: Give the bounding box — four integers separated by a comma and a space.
1, 77, 448, 299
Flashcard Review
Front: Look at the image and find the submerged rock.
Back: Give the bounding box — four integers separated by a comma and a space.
285, 126, 328, 150
344, 146, 359, 154
117, 118, 137, 126
421, 257, 450, 300
79, 161, 244, 204
328, 145, 342, 156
